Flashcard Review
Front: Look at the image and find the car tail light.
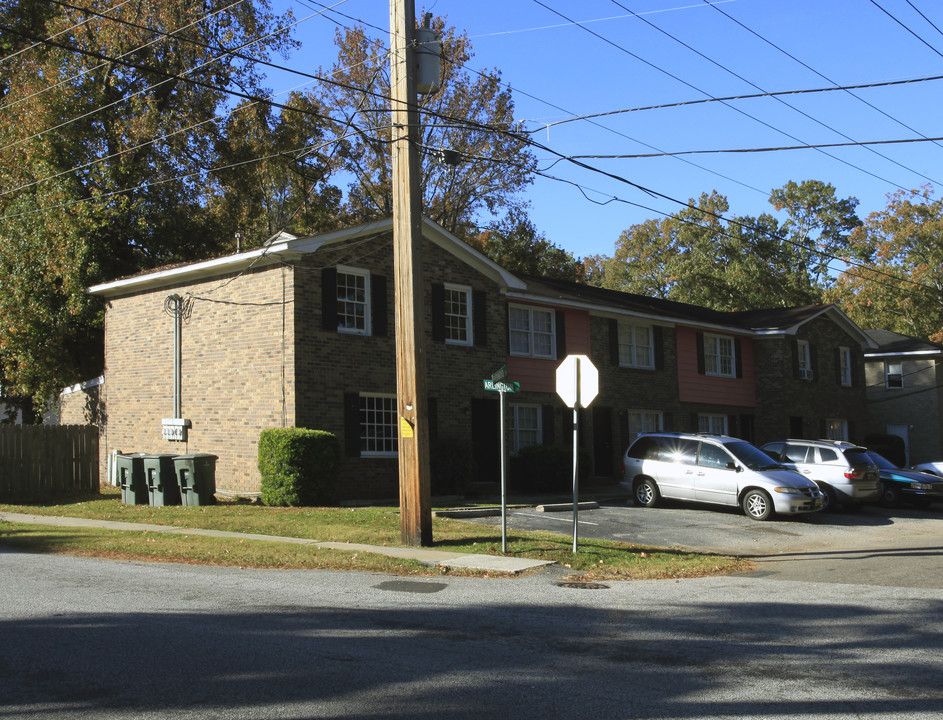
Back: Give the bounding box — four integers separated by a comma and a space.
844, 468, 863, 480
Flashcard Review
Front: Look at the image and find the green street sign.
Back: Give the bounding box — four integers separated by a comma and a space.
483, 379, 520, 393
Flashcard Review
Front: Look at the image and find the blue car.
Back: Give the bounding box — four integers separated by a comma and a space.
866, 451, 943, 508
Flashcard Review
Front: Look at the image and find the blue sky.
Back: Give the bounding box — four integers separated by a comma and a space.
266, 0, 943, 264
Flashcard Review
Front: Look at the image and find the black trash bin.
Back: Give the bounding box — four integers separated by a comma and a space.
116, 453, 148, 505
143, 454, 181, 506
173, 454, 218, 506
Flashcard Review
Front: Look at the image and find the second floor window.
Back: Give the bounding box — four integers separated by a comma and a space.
444, 284, 472, 346
704, 334, 735, 378
797, 340, 813, 380
619, 322, 654, 368
509, 305, 554, 359
839, 346, 852, 387
336, 267, 370, 335
886, 361, 903, 388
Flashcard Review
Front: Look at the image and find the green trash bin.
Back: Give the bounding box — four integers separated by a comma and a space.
143, 454, 181, 506
117, 453, 148, 505
173, 454, 217, 506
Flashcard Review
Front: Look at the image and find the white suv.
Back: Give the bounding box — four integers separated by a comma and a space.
622, 433, 823, 520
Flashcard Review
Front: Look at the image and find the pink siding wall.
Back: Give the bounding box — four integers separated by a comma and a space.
677, 326, 756, 407
508, 305, 591, 394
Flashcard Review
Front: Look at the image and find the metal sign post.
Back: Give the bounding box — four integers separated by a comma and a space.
484, 368, 518, 552
555, 355, 599, 553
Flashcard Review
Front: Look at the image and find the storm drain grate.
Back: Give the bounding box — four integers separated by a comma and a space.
554, 581, 610, 590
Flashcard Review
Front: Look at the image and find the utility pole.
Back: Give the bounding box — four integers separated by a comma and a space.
390, 0, 432, 546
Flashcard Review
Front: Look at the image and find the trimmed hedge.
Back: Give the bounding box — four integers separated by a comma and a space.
258, 428, 339, 506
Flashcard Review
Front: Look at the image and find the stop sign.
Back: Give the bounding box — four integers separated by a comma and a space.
555, 355, 599, 408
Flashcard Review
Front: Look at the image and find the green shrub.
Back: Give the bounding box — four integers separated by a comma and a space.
430, 438, 473, 497
508, 445, 591, 494
258, 428, 339, 506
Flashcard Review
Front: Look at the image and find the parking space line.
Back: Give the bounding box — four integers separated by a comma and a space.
513, 511, 599, 526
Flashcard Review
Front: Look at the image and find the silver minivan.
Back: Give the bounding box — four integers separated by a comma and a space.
622, 433, 824, 520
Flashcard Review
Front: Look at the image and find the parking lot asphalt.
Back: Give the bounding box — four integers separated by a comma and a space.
465, 495, 943, 589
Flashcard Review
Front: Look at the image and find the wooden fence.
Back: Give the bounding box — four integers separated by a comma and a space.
0, 425, 99, 500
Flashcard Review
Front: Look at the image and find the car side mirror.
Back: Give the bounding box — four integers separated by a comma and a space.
727, 462, 741, 472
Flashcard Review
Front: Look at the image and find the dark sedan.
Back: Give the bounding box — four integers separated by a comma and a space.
866, 451, 943, 508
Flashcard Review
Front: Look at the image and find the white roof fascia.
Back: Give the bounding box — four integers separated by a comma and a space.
89, 217, 525, 298
748, 306, 877, 349
864, 350, 942, 358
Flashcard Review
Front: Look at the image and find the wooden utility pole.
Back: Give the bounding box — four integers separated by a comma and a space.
390, 0, 432, 546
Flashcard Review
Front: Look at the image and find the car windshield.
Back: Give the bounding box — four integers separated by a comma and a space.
867, 451, 897, 470
727, 442, 783, 471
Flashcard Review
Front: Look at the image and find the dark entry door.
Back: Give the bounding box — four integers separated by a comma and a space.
593, 406, 614, 478
471, 398, 500, 481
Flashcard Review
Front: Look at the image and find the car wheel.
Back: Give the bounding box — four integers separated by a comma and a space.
880, 482, 901, 508
819, 484, 838, 512
742, 489, 773, 521
634, 478, 660, 508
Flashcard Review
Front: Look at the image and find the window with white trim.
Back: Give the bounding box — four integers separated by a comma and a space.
885, 361, 903, 389
704, 334, 735, 378
825, 419, 849, 441
360, 393, 397, 456
444, 284, 473, 346
619, 322, 654, 369
509, 305, 555, 359
797, 340, 812, 380
509, 404, 542, 454
336, 267, 370, 335
698, 414, 728, 435
839, 346, 852, 387
627, 410, 663, 443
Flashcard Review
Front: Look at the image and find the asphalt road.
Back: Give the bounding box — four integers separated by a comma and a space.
471, 498, 943, 589
2, 548, 943, 720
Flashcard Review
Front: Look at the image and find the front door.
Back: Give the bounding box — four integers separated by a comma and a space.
470, 398, 500, 481
593, 406, 614, 478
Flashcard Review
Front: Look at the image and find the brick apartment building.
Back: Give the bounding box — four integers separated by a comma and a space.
86, 217, 877, 501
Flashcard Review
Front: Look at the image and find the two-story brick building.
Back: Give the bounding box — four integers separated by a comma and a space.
88, 217, 877, 501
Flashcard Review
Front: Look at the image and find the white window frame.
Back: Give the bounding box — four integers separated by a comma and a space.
336, 266, 370, 336
704, 333, 736, 378
509, 305, 555, 359
359, 393, 397, 457
885, 360, 903, 389
839, 346, 852, 387
509, 403, 542, 454
825, 419, 849, 441
698, 413, 728, 435
797, 340, 813, 380
443, 283, 473, 347
619, 321, 654, 369
627, 409, 663, 443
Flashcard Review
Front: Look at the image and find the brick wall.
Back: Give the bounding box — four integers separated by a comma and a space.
101, 263, 295, 493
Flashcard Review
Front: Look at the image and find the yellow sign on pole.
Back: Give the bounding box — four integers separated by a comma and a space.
400, 417, 415, 439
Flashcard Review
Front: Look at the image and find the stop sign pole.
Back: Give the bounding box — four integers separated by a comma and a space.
555, 355, 599, 553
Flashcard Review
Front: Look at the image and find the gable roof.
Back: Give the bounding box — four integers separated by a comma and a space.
88, 217, 525, 298
863, 329, 943, 357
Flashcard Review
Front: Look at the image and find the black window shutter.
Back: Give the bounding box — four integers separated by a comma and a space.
431, 283, 445, 342
735, 338, 743, 378
696, 332, 705, 375
727, 414, 739, 437
555, 310, 566, 359
792, 340, 801, 379
322, 267, 337, 331
371, 274, 387, 337
663, 412, 673, 431
691, 413, 700, 432
609, 319, 620, 365
343, 393, 361, 457
653, 326, 665, 370
834, 347, 842, 385
542, 405, 555, 445
851, 351, 860, 387
473, 290, 487, 346
810, 344, 819, 382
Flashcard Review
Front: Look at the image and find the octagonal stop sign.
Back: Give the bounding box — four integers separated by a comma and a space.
555, 354, 599, 408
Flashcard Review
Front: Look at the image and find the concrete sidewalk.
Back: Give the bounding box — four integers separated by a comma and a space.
0, 512, 554, 574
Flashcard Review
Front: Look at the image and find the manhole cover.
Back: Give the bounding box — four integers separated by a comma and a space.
554, 581, 610, 590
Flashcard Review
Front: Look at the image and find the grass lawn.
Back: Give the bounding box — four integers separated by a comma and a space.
0, 487, 752, 580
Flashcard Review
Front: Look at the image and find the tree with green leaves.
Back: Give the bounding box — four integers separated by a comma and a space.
304, 19, 537, 238
0, 0, 296, 409
589, 181, 861, 311
828, 186, 943, 342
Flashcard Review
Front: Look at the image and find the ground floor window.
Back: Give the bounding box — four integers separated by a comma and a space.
627, 409, 663, 442
360, 393, 397, 456
698, 414, 728, 435
510, 404, 542, 454
825, 419, 848, 441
